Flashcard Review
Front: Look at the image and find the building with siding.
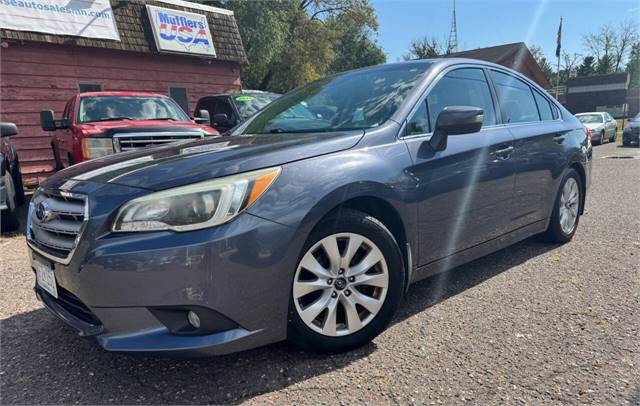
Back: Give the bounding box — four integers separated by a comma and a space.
0, 0, 247, 186
565, 72, 631, 118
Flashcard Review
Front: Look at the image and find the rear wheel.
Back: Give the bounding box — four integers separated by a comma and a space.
288, 209, 405, 354
544, 169, 582, 243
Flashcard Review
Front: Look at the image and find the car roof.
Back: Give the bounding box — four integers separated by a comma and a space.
78, 91, 170, 98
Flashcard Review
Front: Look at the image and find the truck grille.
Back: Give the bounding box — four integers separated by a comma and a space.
114, 132, 204, 151
27, 190, 87, 264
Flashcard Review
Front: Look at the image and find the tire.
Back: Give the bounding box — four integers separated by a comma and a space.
610, 128, 617, 143
288, 209, 405, 354
600, 131, 606, 144
543, 169, 582, 244
1, 171, 19, 232
13, 161, 25, 206
51, 143, 63, 171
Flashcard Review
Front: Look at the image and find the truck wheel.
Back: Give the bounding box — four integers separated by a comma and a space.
288, 209, 405, 354
13, 161, 25, 206
1, 172, 19, 232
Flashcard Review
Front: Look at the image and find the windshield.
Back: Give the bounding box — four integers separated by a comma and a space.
233, 94, 280, 119
237, 63, 431, 135
577, 114, 603, 124
77, 96, 191, 123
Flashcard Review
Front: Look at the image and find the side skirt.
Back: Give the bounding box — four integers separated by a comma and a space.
410, 219, 548, 284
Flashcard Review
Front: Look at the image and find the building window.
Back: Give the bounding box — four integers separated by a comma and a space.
169, 87, 189, 114
78, 83, 102, 93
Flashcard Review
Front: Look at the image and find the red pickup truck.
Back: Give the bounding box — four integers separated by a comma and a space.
40, 91, 218, 168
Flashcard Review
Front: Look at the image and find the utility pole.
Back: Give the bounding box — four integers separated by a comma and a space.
447, 0, 458, 53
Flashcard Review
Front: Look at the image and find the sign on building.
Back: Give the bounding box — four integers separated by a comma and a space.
0, 0, 120, 40
146, 5, 216, 57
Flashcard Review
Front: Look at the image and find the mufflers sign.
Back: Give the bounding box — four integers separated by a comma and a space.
147, 5, 216, 57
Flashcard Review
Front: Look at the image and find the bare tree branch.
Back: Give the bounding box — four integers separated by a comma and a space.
613, 19, 639, 71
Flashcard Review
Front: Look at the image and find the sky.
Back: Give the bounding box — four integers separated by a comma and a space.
371, 0, 640, 63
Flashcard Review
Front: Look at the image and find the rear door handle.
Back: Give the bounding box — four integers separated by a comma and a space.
553, 134, 566, 143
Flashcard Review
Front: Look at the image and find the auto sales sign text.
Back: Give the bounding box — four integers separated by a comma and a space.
147, 5, 216, 57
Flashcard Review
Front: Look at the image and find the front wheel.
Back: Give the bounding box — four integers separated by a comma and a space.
610, 128, 617, 143
543, 169, 582, 243
288, 209, 405, 354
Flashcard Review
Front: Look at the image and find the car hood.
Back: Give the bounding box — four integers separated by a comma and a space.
42, 130, 364, 191
625, 121, 640, 129
77, 120, 218, 135
582, 122, 605, 130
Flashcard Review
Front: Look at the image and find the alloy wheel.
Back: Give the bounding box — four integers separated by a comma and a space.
293, 233, 389, 337
559, 177, 579, 235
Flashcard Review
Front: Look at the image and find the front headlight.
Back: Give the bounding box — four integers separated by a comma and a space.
82, 138, 114, 159
112, 166, 281, 232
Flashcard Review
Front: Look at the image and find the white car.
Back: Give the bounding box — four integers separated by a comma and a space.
575, 112, 617, 145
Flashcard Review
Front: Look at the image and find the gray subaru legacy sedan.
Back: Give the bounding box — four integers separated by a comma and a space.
27, 59, 592, 355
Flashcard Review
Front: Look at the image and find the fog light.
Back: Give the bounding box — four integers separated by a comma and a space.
187, 310, 201, 328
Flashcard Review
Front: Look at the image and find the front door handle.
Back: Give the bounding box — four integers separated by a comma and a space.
492, 145, 514, 159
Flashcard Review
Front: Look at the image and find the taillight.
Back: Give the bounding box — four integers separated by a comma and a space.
584, 127, 592, 142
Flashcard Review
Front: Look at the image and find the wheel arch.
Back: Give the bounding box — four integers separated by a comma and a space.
300, 191, 414, 292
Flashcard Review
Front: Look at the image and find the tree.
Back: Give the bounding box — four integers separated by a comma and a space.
561, 51, 581, 82
402, 36, 447, 60
596, 54, 614, 74
529, 45, 554, 85
210, 0, 386, 92
583, 24, 616, 66
613, 19, 639, 71
577, 56, 596, 77
327, 2, 386, 73
627, 42, 640, 87
582, 21, 639, 73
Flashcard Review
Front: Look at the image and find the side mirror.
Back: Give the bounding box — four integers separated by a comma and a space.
213, 113, 230, 126
40, 110, 57, 131
0, 122, 18, 137
194, 109, 211, 126
430, 106, 484, 151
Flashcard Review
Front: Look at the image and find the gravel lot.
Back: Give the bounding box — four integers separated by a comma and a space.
1, 142, 638, 405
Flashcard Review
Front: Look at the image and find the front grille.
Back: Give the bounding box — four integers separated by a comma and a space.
27, 191, 87, 263
114, 132, 204, 151
55, 287, 102, 326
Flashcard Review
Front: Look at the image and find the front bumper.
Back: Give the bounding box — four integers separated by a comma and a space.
622, 129, 639, 144
28, 183, 301, 356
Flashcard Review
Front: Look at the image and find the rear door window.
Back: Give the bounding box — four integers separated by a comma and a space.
490, 70, 540, 124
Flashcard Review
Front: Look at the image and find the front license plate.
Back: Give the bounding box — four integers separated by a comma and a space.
34, 257, 58, 299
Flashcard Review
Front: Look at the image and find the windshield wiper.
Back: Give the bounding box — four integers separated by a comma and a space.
150, 117, 177, 121
91, 116, 133, 122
